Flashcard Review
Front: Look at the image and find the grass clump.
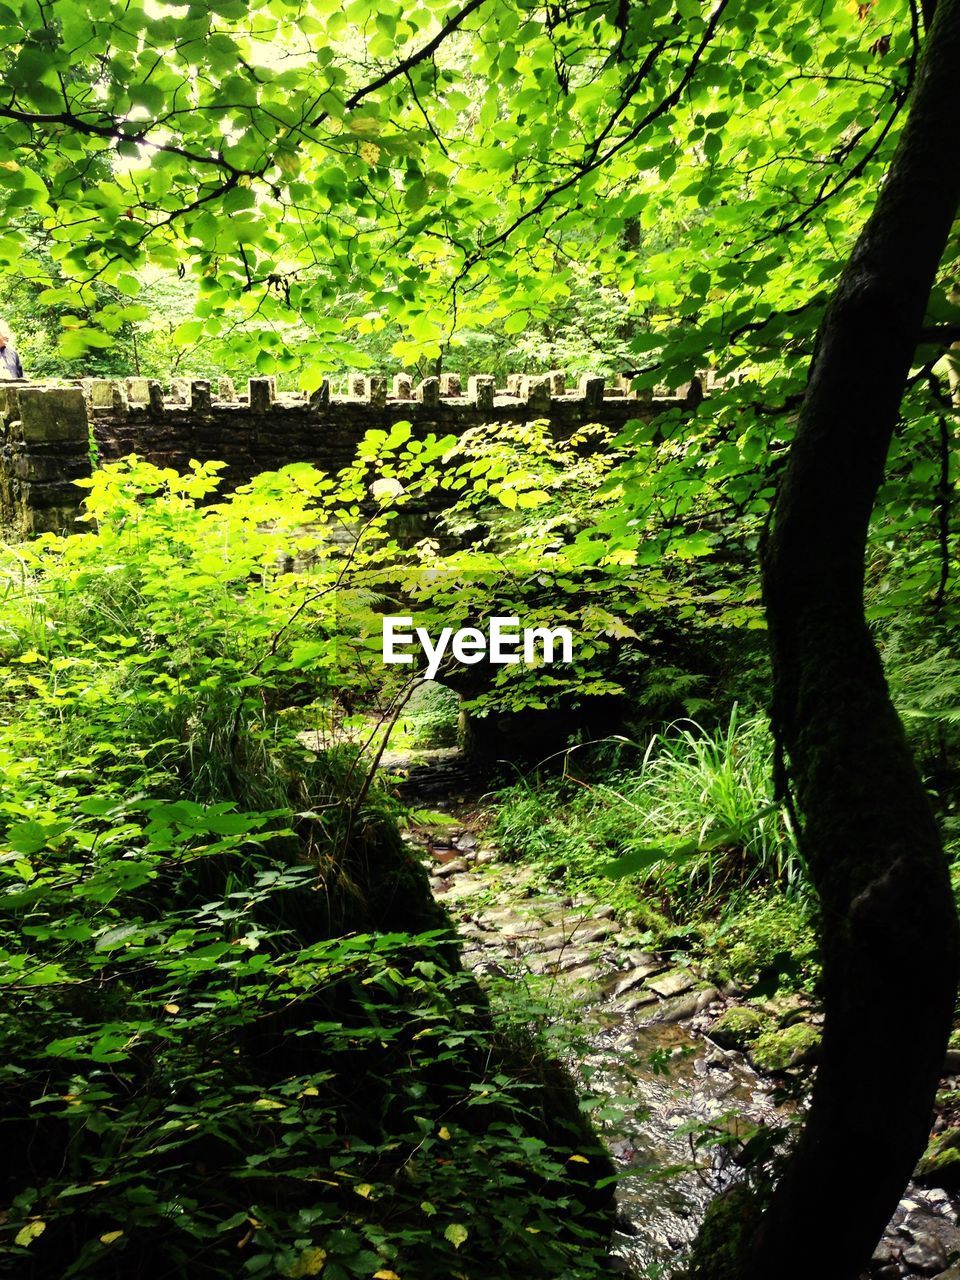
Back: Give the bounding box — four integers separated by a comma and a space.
492, 710, 806, 914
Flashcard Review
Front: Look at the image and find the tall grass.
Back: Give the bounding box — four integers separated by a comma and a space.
492, 708, 806, 912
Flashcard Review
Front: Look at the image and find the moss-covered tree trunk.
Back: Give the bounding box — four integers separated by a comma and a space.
693, 2, 960, 1276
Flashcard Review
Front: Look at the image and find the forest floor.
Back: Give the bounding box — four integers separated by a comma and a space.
389, 747, 960, 1280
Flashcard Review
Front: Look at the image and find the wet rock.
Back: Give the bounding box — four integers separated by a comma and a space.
455, 832, 478, 851
902, 1232, 948, 1273
646, 988, 718, 1025
539, 920, 617, 950
610, 959, 666, 997
475, 849, 496, 864
872, 1239, 896, 1264
563, 962, 602, 987
610, 990, 659, 1015
441, 874, 488, 900
647, 968, 696, 999
931, 1269, 960, 1280
433, 857, 468, 877
555, 947, 603, 973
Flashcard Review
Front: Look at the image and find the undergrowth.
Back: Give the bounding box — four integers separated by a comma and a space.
492, 712, 818, 992
0, 460, 614, 1280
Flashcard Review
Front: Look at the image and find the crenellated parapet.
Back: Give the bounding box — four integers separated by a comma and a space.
0, 370, 704, 536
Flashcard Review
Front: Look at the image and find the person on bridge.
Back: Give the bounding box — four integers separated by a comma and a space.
0, 320, 25, 379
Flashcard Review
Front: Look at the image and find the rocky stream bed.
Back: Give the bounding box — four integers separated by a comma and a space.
391, 749, 960, 1279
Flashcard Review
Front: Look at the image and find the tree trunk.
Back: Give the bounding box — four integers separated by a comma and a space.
695, 2, 960, 1276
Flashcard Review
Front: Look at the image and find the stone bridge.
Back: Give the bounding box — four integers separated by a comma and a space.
0, 370, 700, 536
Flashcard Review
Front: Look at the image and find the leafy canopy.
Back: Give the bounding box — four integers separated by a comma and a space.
0, 0, 945, 380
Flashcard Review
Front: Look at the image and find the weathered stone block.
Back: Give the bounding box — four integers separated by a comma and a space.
364, 375, 387, 409
124, 377, 150, 404
18, 387, 89, 445
85, 378, 115, 408
169, 378, 191, 405
524, 375, 551, 414
148, 380, 164, 412
468, 375, 495, 410
309, 378, 330, 408
578, 374, 605, 406
112, 383, 129, 413
440, 373, 461, 397
218, 376, 237, 402
506, 374, 523, 396
548, 370, 566, 395
248, 377, 275, 412
393, 373, 412, 399
416, 377, 440, 405
191, 380, 212, 412
349, 375, 366, 398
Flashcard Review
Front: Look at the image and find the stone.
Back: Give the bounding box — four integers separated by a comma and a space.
349, 374, 366, 397
524, 375, 551, 414
559, 962, 600, 986
646, 989, 711, 1025
610, 990, 659, 1014
916, 1128, 960, 1187
903, 1233, 948, 1273
468, 374, 495, 409
439, 373, 461, 397
547, 370, 566, 394
112, 382, 129, 412
931, 1269, 960, 1280
506, 373, 523, 395
125, 377, 150, 403
218, 376, 237, 402
84, 377, 114, 408
553, 947, 602, 973
416, 376, 440, 405
432, 857, 468, 877
538, 919, 617, 950
147, 380, 165, 412
392, 373, 412, 399
749, 1022, 820, 1073
578, 373, 605, 405
364, 375, 387, 408
248, 377, 275, 411
709, 1005, 769, 1049
18, 388, 89, 444
647, 968, 695, 999
191, 379, 212, 412
308, 378, 330, 408
439, 874, 487, 900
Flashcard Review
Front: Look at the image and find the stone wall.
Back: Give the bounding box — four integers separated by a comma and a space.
0, 384, 90, 535
0, 370, 696, 536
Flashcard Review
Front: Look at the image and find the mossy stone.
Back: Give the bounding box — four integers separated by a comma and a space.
682, 1182, 764, 1280
710, 1005, 770, 1049
915, 1127, 960, 1188
749, 1022, 820, 1073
